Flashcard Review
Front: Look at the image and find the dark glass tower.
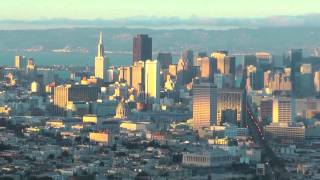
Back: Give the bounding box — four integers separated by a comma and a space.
289, 49, 302, 95
133, 34, 152, 63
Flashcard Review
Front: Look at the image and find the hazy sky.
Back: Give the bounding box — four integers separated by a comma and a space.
1, 0, 320, 20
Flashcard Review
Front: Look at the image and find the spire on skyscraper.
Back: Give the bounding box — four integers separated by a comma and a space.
97, 32, 104, 57
95, 32, 106, 80
99, 32, 103, 44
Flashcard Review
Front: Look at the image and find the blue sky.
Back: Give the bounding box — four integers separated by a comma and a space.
1, 0, 320, 20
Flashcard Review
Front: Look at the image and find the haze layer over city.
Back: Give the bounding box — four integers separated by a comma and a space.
0, 1, 320, 180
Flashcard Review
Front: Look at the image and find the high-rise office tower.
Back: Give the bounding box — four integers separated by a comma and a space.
272, 97, 292, 124
217, 88, 243, 126
296, 64, 314, 97
256, 52, 273, 65
199, 57, 217, 82
192, 78, 217, 130
177, 58, 192, 85
260, 98, 273, 122
246, 65, 264, 91
27, 58, 35, 71
224, 56, 236, 75
133, 34, 152, 63
272, 72, 292, 93
54, 84, 99, 115
68, 85, 99, 102
272, 55, 285, 68
182, 49, 194, 67
15, 55, 27, 70
95, 32, 107, 80
54, 85, 70, 115
264, 70, 292, 94
289, 49, 302, 95
119, 66, 132, 86
243, 54, 257, 67
105, 67, 118, 83
264, 70, 272, 89
157, 52, 172, 69
132, 61, 145, 92
213, 74, 235, 89
211, 51, 235, 75
144, 60, 160, 102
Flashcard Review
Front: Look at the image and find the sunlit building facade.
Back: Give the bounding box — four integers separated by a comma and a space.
95, 32, 107, 80
272, 97, 292, 124
193, 79, 217, 130
145, 60, 160, 102
133, 34, 152, 63
217, 88, 243, 126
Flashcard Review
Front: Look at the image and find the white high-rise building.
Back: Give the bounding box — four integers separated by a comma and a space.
95, 32, 108, 80
193, 79, 218, 130
272, 97, 292, 124
144, 60, 160, 102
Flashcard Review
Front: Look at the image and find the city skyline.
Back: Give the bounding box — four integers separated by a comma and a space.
1, 2, 320, 179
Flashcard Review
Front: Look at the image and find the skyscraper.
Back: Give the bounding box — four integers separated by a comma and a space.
296, 64, 314, 97
246, 65, 264, 91
264, 70, 292, 94
289, 49, 302, 95
182, 49, 194, 67
272, 97, 292, 124
132, 61, 145, 92
27, 58, 35, 71
193, 78, 217, 130
177, 57, 193, 85
256, 52, 272, 66
199, 57, 216, 82
53, 85, 70, 115
144, 60, 160, 102
54, 84, 99, 115
217, 88, 243, 126
211, 51, 235, 75
95, 32, 107, 80
243, 54, 257, 67
157, 52, 172, 69
133, 34, 152, 63
119, 66, 132, 86
15, 55, 27, 70
260, 98, 273, 122
105, 68, 115, 82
